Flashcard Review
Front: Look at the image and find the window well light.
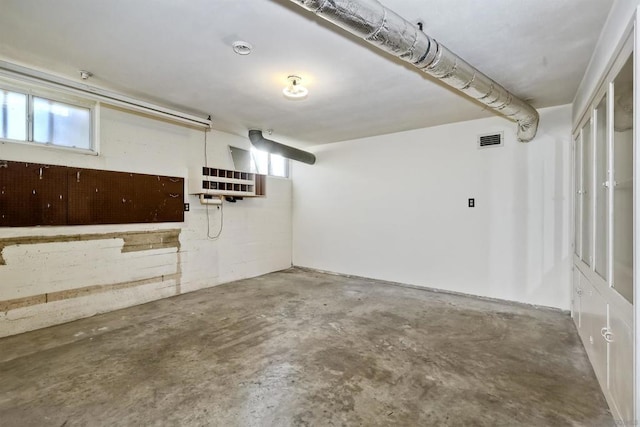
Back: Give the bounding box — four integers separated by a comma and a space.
282, 75, 308, 100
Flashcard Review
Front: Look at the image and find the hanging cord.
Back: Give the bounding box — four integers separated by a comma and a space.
204, 127, 223, 239
206, 200, 224, 239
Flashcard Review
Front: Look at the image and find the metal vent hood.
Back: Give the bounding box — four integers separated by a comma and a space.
288, 0, 540, 142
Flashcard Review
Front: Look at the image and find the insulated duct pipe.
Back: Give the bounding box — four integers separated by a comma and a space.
248, 130, 316, 165
288, 0, 540, 142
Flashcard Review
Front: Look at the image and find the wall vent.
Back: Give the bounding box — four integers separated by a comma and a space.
478, 132, 504, 149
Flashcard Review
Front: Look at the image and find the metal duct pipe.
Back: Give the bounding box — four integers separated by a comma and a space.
288, 0, 540, 142
248, 130, 316, 165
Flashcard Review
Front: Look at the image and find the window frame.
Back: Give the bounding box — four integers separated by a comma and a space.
266, 152, 289, 178
0, 77, 99, 155
229, 145, 290, 178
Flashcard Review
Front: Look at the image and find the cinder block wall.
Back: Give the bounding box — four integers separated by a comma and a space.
0, 105, 292, 337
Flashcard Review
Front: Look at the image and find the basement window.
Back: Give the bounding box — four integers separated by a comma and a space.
229, 145, 289, 178
251, 148, 289, 178
0, 81, 96, 153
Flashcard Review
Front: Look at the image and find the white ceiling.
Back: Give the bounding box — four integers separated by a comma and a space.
0, 0, 612, 146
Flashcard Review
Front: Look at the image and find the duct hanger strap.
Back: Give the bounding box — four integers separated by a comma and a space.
248, 130, 316, 165
290, 0, 539, 142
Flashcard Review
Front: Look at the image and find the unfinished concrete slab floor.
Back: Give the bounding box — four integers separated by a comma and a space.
0, 268, 612, 426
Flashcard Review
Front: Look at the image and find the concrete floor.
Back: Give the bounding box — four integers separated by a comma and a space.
0, 268, 612, 426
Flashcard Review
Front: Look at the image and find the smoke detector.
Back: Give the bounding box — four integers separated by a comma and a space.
232, 41, 253, 56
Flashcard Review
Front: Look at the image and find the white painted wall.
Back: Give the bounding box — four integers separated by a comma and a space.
0, 105, 292, 337
292, 105, 572, 310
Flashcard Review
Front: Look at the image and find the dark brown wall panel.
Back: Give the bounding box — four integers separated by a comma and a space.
1, 160, 184, 227
132, 175, 184, 223
68, 169, 136, 225
0, 162, 68, 227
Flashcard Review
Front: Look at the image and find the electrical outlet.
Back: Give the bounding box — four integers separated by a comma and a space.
184, 203, 190, 212
468, 198, 475, 208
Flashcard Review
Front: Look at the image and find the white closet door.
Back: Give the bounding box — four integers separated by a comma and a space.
572, 270, 582, 328
581, 279, 608, 383
608, 305, 633, 422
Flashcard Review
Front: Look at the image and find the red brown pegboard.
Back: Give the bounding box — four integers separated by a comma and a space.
0, 160, 184, 227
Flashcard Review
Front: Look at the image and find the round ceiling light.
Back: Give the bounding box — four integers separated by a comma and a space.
232, 41, 252, 55
282, 75, 308, 100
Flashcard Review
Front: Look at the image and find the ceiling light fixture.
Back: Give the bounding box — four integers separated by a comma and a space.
282, 75, 308, 100
232, 41, 252, 55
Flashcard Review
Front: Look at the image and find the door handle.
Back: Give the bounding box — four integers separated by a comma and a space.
601, 327, 614, 343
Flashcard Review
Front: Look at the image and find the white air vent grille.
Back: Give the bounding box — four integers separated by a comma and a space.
478, 132, 504, 148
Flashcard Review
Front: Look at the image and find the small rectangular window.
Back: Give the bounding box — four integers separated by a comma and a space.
269, 153, 288, 177
251, 147, 269, 175
0, 82, 95, 153
33, 97, 91, 150
0, 90, 27, 141
229, 145, 289, 178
